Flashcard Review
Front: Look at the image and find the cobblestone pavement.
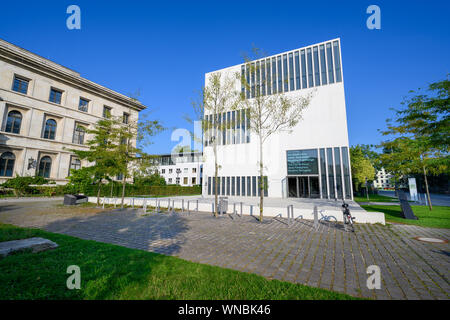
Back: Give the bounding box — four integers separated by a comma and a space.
0, 200, 449, 300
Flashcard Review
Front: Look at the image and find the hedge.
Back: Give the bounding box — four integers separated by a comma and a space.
84, 184, 202, 197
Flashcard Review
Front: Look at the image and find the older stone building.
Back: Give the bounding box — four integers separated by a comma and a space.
0, 39, 146, 184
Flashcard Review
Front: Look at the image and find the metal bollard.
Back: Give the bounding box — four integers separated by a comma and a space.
102, 196, 105, 209
143, 199, 147, 214
240, 202, 243, 217
182, 199, 184, 213
114, 197, 117, 208
172, 200, 175, 214
313, 205, 319, 229
196, 200, 199, 212
132, 198, 135, 209
250, 205, 253, 216
233, 203, 236, 216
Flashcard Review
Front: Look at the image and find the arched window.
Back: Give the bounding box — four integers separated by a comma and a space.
0, 152, 15, 177
73, 125, 85, 144
43, 119, 57, 140
5, 110, 22, 134
38, 156, 52, 178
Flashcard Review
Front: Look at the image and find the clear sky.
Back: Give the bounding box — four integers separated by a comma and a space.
1, 0, 449, 154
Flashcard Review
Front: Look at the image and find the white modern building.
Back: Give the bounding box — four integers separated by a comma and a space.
373, 167, 394, 189
202, 38, 353, 200
0, 39, 146, 184
154, 152, 203, 186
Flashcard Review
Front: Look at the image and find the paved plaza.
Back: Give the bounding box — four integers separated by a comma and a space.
0, 200, 449, 300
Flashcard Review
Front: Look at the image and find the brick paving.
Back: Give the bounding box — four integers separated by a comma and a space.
0, 200, 449, 300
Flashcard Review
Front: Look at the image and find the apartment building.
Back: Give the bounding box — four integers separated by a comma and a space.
153, 152, 203, 186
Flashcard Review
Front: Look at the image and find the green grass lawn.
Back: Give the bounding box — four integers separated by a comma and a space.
354, 194, 399, 203
0, 223, 357, 300
361, 205, 450, 229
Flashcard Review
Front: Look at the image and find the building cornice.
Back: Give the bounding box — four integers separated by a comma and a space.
0, 39, 147, 112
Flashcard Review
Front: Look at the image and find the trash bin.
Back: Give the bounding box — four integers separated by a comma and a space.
219, 197, 228, 215
64, 194, 88, 205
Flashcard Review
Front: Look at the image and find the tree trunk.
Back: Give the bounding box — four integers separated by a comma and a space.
214, 139, 218, 218
423, 165, 432, 211
121, 174, 126, 208
96, 180, 102, 206
259, 135, 264, 222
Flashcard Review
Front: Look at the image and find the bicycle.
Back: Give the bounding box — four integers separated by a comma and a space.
342, 201, 355, 232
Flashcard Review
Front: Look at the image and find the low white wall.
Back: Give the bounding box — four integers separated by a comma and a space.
88, 196, 385, 225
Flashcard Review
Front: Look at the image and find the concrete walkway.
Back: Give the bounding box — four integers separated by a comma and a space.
0, 200, 449, 300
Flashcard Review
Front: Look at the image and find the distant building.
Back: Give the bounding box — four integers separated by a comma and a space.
0, 39, 146, 184
152, 152, 203, 187
373, 168, 394, 189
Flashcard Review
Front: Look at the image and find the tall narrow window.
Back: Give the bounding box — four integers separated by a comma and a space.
320, 148, 328, 198
264, 176, 268, 197
232, 111, 236, 144
277, 56, 282, 93
271, 57, 277, 93
327, 148, 335, 199
43, 119, 57, 140
236, 176, 241, 196
289, 52, 294, 91
103, 106, 112, 118
294, 51, 300, 90
256, 61, 260, 97
245, 64, 250, 99
341, 147, 352, 199
226, 177, 230, 196
320, 44, 327, 85
49, 88, 62, 104
246, 109, 250, 143
78, 98, 89, 112
221, 176, 225, 195
307, 48, 313, 87
247, 176, 251, 196
333, 41, 342, 82
73, 125, 85, 144
326, 42, 335, 83
241, 109, 245, 143
261, 61, 266, 96
252, 176, 257, 197
12, 76, 29, 94
222, 112, 227, 144
313, 46, 320, 86
232, 177, 235, 196
283, 54, 288, 92
123, 112, 129, 124
241, 65, 245, 98
38, 156, 52, 178
70, 157, 81, 173
241, 176, 246, 196
266, 59, 272, 95
226, 111, 231, 144
251, 63, 255, 98
334, 147, 343, 199
236, 110, 240, 144
208, 177, 211, 195
5, 110, 22, 134
301, 50, 307, 89
0, 152, 15, 177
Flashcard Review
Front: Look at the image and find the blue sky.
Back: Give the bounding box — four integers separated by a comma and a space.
1, 0, 449, 154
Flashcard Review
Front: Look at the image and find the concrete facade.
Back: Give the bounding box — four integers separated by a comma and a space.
202, 39, 352, 200
0, 39, 146, 184
373, 167, 394, 189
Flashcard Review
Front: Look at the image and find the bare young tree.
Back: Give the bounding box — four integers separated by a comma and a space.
239, 49, 313, 222
189, 72, 239, 217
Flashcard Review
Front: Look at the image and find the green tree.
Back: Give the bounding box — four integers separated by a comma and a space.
379, 79, 450, 210
239, 48, 312, 222
350, 145, 376, 194
68, 118, 119, 205
190, 72, 239, 217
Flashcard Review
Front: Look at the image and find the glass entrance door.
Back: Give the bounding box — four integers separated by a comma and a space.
287, 176, 320, 198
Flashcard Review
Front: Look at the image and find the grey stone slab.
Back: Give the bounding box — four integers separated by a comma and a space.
0, 237, 58, 257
